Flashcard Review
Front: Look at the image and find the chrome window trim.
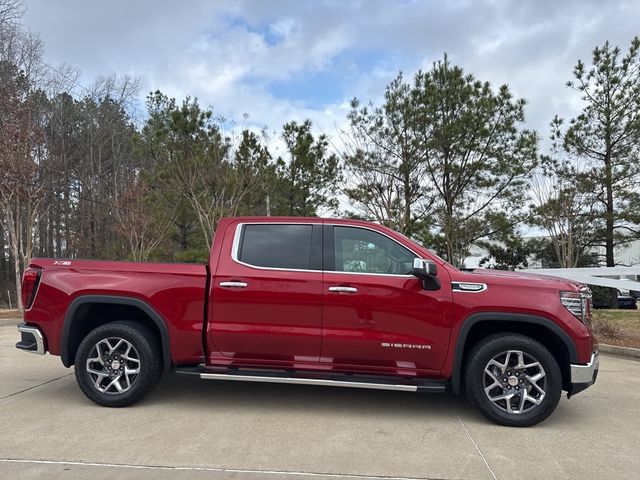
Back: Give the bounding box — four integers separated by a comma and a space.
230, 222, 421, 278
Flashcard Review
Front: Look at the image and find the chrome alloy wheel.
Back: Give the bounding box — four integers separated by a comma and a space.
483, 350, 547, 415
85, 337, 141, 394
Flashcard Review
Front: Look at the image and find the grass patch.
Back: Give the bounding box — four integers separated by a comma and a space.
592, 309, 640, 349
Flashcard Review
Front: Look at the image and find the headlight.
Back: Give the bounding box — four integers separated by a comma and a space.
560, 289, 592, 325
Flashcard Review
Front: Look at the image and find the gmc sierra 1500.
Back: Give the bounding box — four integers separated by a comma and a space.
16, 217, 598, 426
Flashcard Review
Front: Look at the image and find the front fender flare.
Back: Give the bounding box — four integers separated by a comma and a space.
450, 312, 578, 395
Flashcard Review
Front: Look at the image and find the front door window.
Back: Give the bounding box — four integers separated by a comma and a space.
333, 226, 415, 275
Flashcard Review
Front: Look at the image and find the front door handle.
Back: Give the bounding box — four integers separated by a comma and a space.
328, 286, 358, 293
220, 281, 248, 288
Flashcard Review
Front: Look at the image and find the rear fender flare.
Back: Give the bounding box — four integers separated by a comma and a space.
60, 295, 173, 372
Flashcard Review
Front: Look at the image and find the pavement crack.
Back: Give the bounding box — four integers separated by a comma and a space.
0, 458, 458, 480
0, 373, 73, 401
453, 408, 498, 480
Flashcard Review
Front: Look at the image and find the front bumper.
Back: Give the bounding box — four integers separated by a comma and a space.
15, 323, 46, 355
568, 350, 599, 398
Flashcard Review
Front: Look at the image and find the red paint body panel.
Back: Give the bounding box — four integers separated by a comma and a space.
206, 218, 324, 368
444, 269, 595, 367
22, 217, 596, 382
321, 271, 451, 376
24, 259, 206, 364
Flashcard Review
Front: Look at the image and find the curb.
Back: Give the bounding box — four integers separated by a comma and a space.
0, 318, 21, 327
599, 343, 640, 359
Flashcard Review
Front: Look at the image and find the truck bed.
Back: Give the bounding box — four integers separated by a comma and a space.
26, 258, 208, 365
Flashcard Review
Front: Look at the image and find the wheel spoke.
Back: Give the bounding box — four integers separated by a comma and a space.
514, 351, 525, 369
87, 350, 103, 366
517, 391, 527, 412
491, 391, 516, 413
502, 351, 513, 370
526, 391, 544, 405
113, 378, 124, 393
527, 378, 546, 396
527, 372, 545, 383
87, 368, 109, 378
108, 338, 124, 354
483, 369, 501, 394
487, 358, 507, 372
523, 360, 541, 369
92, 344, 103, 363
488, 392, 513, 402
121, 354, 139, 364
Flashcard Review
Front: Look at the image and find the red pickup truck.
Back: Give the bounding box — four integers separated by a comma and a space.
16, 217, 598, 427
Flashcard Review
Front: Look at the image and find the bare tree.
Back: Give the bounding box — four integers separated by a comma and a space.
0, 0, 24, 27
0, 24, 46, 84
530, 167, 598, 268
0, 61, 46, 310
114, 179, 173, 261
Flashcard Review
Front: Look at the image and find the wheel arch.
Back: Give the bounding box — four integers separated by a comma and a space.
450, 313, 578, 395
61, 295, 173, 372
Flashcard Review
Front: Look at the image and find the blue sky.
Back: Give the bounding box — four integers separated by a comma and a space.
20, 0, 640, 158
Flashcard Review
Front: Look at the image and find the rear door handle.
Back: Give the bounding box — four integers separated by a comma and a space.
220, 281, 248, 288
328, 286, 358, 293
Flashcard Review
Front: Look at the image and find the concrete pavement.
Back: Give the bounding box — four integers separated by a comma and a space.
1, 324, 639, 480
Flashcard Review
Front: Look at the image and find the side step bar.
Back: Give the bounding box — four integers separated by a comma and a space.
176, 366, 446, 393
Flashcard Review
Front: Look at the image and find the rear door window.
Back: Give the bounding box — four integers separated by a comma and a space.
237, 224, 314, 270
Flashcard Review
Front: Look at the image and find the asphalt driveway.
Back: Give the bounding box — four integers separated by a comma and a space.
1, 324, 638, 480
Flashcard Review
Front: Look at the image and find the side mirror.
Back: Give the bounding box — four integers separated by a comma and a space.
412, 258, 440, 291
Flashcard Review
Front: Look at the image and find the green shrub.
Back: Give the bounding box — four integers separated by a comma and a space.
590, 285, 613, 308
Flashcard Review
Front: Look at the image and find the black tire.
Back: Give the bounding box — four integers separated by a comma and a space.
74, 321, 162, 407
464, 333, 562, 427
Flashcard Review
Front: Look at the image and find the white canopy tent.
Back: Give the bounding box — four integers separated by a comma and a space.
521, 267, 640, 291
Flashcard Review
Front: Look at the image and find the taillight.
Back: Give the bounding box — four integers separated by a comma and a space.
21, 267, 41, 310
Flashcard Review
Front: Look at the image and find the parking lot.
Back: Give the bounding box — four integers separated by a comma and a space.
1, 324, 639, 480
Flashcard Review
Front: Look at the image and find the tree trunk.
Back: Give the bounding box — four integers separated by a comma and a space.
445, 203, 455, 265
604, 153, 618, 308
402, 166, 411, 236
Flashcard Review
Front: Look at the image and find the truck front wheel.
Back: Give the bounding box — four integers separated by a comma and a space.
74, 321, 162, 407
464, 333, 562, 427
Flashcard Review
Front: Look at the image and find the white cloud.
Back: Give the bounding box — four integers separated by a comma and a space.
20, 0, 640, 153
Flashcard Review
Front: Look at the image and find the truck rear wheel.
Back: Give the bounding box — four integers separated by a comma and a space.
464, 333, 562, 427
74, 321, 162, 407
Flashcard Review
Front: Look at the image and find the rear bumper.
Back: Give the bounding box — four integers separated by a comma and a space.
568, 350, 599, 398
15, 323, 46, 355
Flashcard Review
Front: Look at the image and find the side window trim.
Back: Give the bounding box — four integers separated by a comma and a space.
230, 222, 420, 276
324, 224, 420, 278
231, 222, 323, 273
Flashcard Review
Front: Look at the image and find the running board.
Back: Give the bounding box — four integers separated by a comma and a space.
175, 366, 446, 393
